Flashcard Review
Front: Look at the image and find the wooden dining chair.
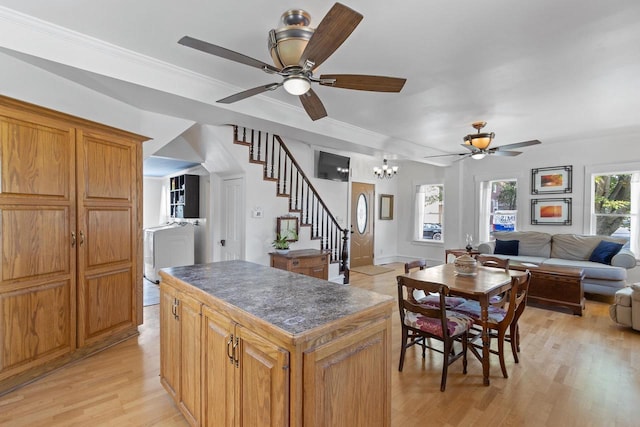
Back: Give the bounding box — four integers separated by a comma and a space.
475, 255, 509, 271
404, 259, 428, 303
396, 275, 474, 391
452, 270, 531, 378
476, 255, 510, 307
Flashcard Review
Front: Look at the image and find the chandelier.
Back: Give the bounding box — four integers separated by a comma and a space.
373, 159, 398, 179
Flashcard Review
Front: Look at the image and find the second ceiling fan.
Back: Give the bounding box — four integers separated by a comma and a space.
178, 2, 406, 121
425, 121, 542, 162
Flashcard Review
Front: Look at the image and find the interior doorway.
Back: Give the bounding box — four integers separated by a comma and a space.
350, 182, 375, 267
221, 177, 244, 261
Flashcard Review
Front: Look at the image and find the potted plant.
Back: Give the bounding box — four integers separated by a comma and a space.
272, 230, 297, 254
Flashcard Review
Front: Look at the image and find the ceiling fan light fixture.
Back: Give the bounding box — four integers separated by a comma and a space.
471, 152, 486, 160
283, 75, 311, 95
269, 10, 315, 68
464, 132, 495, 150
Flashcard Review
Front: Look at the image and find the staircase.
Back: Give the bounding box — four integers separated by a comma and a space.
233, 126, 350, 283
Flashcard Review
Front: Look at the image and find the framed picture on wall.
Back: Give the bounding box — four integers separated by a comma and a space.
277, 216, 299, 241
531, 198, 572, 225
380, 194, 394, 220
531, 165, 572, 194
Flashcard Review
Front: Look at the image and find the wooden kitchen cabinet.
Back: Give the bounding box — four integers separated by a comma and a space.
0, 95, 146, 394
269, 249, 329, 280
201, 306, 289, 427
160, 283, 202, 426
160, 261, 393, 427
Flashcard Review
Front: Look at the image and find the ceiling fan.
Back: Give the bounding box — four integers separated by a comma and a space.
425, 121, 542, 161
178, 3, 406, 121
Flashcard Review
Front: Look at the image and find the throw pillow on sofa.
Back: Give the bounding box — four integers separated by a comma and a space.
589, 240, 624, 265
495, 239, 519, 256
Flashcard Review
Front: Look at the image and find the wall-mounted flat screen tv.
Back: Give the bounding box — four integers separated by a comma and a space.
315, 151, 350, 182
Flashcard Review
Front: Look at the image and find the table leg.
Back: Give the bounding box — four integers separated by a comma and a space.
480, 296, 490, 386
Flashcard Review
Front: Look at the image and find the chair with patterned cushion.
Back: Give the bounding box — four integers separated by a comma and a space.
397, 275, 474, 391
453, 271, 531, 378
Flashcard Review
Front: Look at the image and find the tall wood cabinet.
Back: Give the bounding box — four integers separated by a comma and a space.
0, 95, 146, 394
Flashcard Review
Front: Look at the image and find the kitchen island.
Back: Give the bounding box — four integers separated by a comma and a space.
159, 260, 394, 427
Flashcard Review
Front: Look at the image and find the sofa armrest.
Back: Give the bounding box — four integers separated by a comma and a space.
478, 241, 495, 254
611, 247, 637, 269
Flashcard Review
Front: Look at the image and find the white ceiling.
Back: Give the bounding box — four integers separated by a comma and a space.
1, 0, 639, 165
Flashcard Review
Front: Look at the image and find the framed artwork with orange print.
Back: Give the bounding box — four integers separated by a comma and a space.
531, 165, 572, 194
531, 198, 572, 225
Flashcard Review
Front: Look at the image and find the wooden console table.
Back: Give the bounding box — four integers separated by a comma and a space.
270, 249, 330, 280
510, 262, 585, 316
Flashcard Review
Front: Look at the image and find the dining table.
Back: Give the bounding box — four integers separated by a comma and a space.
401, 262, 527, 386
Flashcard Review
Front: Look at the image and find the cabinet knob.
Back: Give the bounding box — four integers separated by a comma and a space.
71, 232, 76, 247
292, 260, 299, 266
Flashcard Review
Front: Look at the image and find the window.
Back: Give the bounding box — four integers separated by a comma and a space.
590, 171, 639, 256
415, 184, 444, 241
479, 179, 518, 242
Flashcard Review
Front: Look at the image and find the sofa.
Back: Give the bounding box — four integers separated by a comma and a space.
477, 231, 636, 296
610, 284, 640, 331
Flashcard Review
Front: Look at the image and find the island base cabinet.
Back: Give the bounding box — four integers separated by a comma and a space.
202, 306, 289, 427
303, 318, 391, 427
160, 283, 202, 427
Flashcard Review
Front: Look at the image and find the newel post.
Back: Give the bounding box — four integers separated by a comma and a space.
341, 228, 350, 284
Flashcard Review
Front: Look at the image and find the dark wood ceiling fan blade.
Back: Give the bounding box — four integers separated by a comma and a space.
299, 3, 363, 69
179, 36, 280, 73
319, 74, 406, 92
490, 150, 522, 156
496, 139, 541, 151
299, 89, 327, 121
217, 83, 281, 104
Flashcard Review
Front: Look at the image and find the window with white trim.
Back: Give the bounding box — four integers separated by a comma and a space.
478, 179, 518, 242
415, 184, 444, 242
590, 170, 639, 256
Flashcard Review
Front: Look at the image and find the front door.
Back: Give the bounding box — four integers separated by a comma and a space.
350, 182, 374, 267
221, 177, 244, 261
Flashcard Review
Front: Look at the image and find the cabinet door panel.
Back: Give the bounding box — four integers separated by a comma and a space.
78, 269, 134, 345
179, 293, 201, 427
0, 281, 72, 375
236, 325, 289, 427
85, 208, 131, 267
79, 132, 133, 202
1, 207, 70, 282
160, 284, 180, 400
303, 320, 390, 427
202, 306, 235, 427
76, 129, 139, 346
0, 118, 73, 199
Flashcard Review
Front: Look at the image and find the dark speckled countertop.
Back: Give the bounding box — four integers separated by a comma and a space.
160, 260, 393, 336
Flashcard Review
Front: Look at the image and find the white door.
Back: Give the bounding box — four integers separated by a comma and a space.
221, 178, 244, 260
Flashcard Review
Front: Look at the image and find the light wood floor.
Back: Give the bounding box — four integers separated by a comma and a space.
1, 262, 639, 426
